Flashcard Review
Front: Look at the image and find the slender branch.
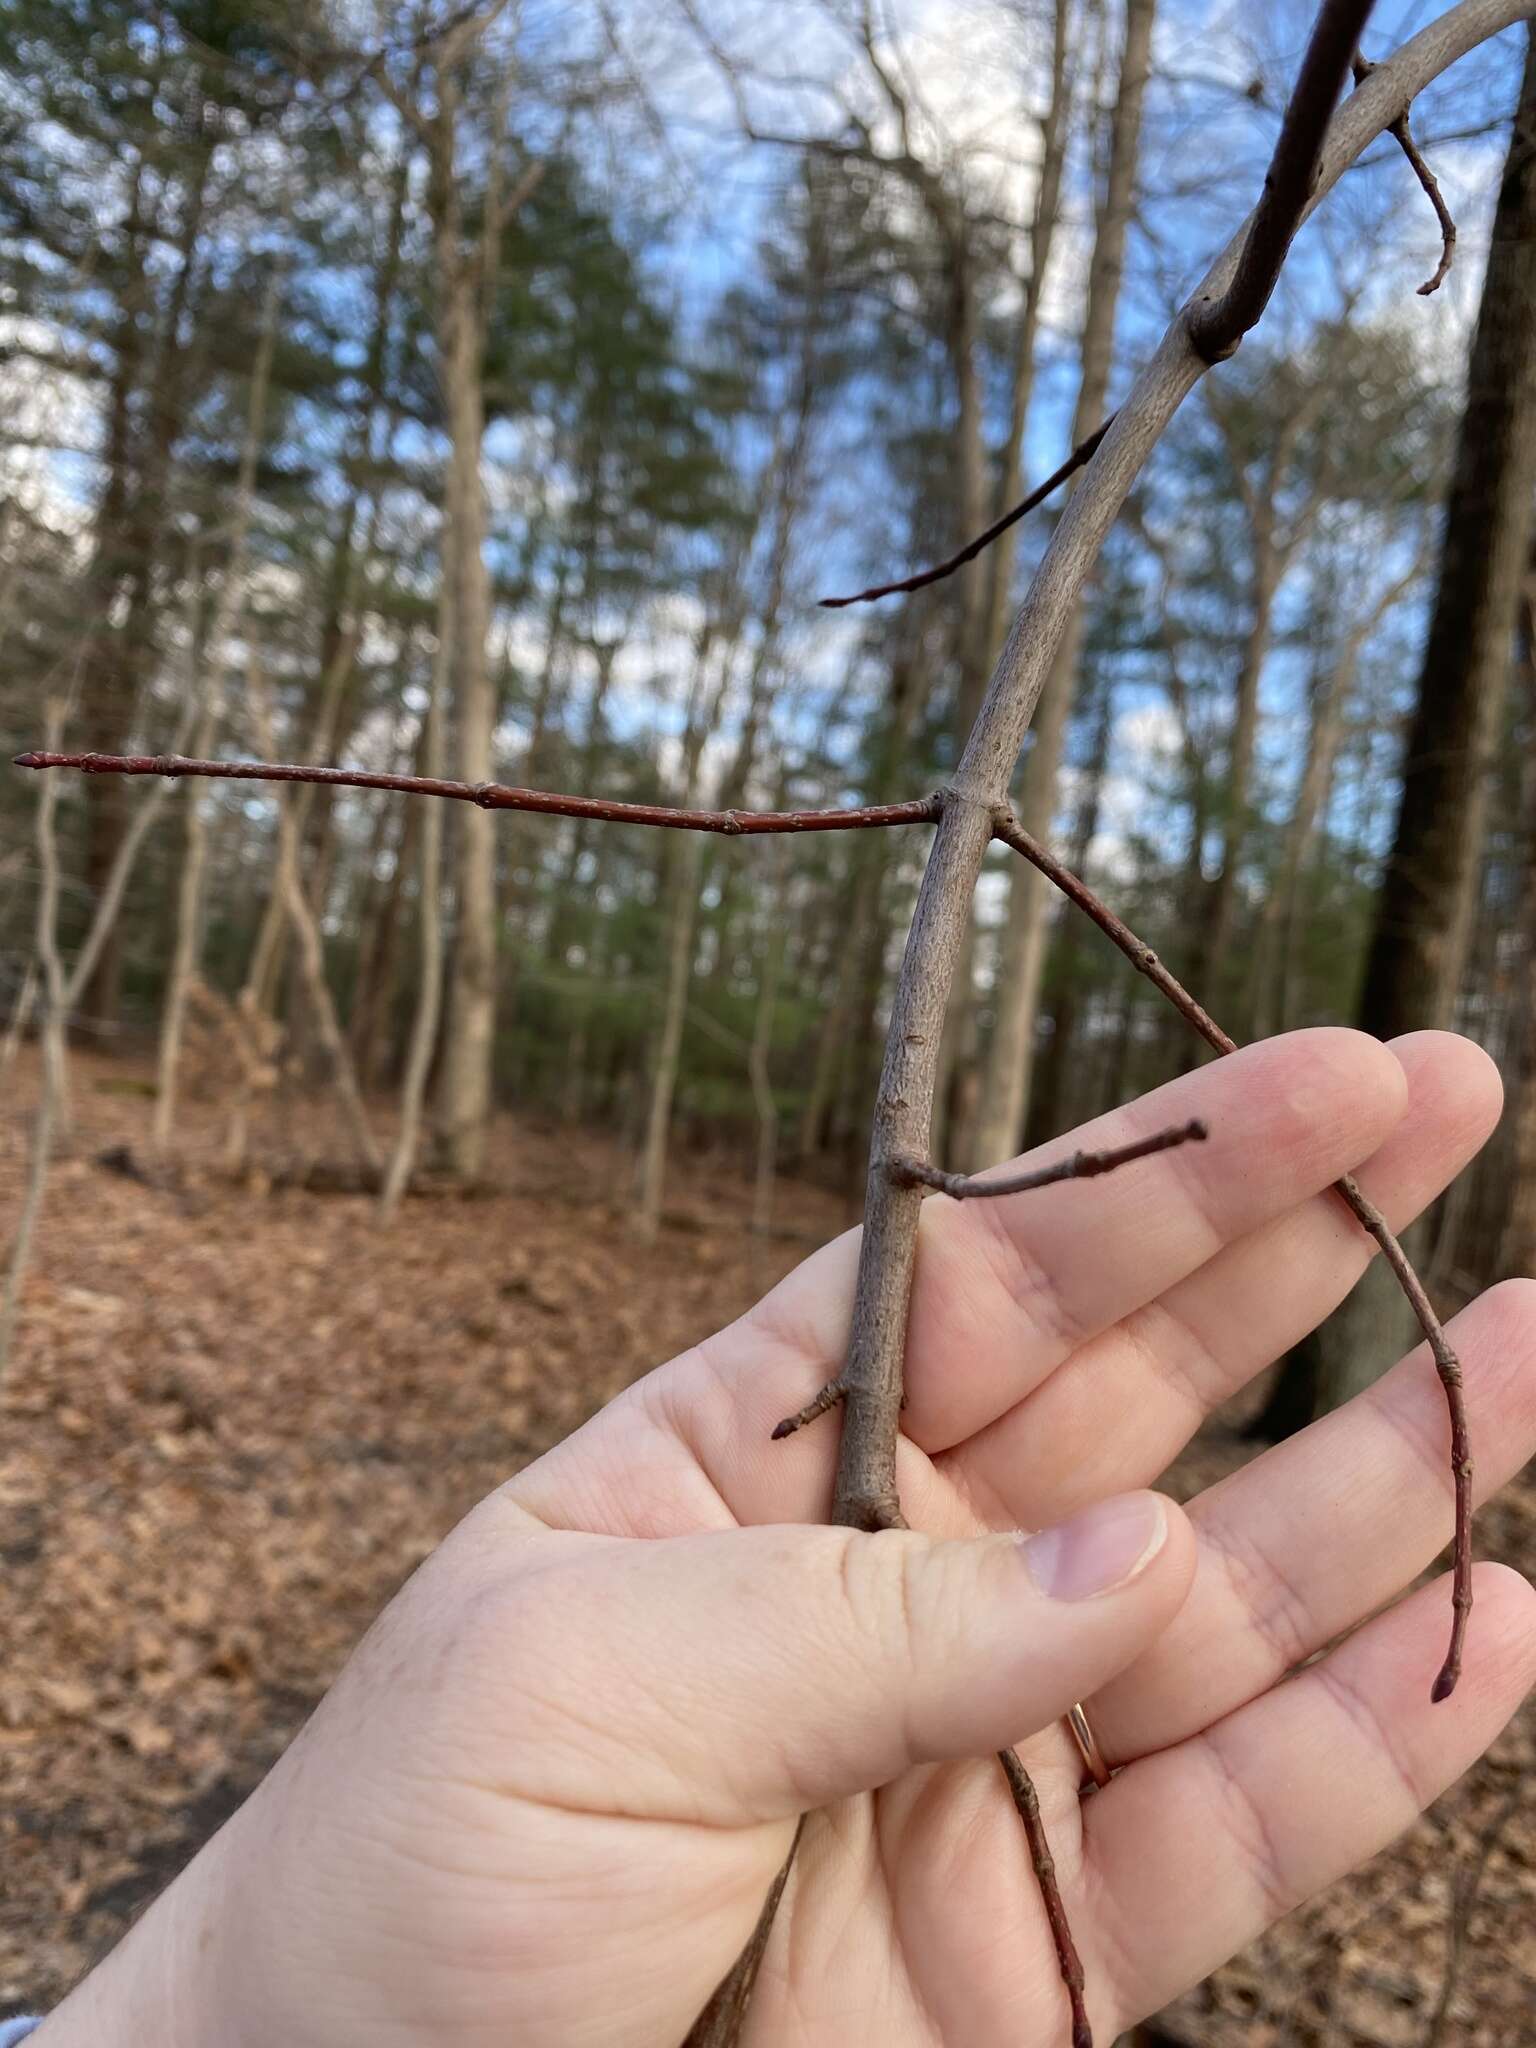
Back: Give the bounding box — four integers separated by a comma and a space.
993, 808, 1473, 1701
1354, 51, 1458, 292
684, 1820, 806, 2047
889, 1119, 1207, 1200
11, 754, 943, 839
992, 811, 1237, 1056
817, 417, 1115, 609
772, 1117, 1209, 1444
1188, 0, 1377, 362
999, 1748, 1091, 2048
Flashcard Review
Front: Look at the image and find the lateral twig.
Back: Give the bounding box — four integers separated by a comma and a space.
12, 753, 943, 839
772, 1119, 1209, 1447
817, 417, 1115, 609
1354, 51, 1458, 293
890, 1119, 1207, 1200
993, 807, 1472, 1701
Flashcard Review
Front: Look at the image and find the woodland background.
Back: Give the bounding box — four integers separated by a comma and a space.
2, 1, 1535, 2043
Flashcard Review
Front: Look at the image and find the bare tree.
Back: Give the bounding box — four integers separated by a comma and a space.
379, 621, 450, 1220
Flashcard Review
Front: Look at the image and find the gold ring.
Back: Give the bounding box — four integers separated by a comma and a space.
1065, 1702, 1112, 1790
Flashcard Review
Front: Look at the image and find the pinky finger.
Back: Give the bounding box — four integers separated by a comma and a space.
1083, 1562, 1536, 2033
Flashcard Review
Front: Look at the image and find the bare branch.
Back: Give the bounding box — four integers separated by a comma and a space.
1188, 0, 1376, 362
12, 752, 944, 839
999, 1748, 1091, 2048
992, 809, 1474, 1701
818, 418, 1115, 608
889, 1119, 1207, 1199
1354, 50, 1458, 292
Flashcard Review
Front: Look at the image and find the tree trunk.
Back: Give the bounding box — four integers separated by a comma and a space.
1315, 27, 1536, 1413
380, 624, 449, 1220
245, 656, 381, 1177
431, 122, 500, 1182
1199, 536, 1282, 1009
635, 830, 705, 1242
1025, 667, 1115, 1142
81, 135, 213, 1028
968, 0, 1155, 1169
932, 3, 1073, 1157
1501, 820, 1536, 1278
153, 264, 283, 1151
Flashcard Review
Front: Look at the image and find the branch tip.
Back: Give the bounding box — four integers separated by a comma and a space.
1353, 47, 1457, 297
771, 1379, 845, 1440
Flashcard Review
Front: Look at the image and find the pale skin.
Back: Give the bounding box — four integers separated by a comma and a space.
34, 1027, 1536, 2047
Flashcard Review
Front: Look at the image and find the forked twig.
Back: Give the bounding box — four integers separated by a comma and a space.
992, 807, 1472, 1701
13, 12, 1505, 2041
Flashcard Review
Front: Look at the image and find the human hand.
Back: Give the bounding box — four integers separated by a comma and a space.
39, 1029, 1536, 2046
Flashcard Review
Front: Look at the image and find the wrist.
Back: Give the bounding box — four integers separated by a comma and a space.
32, 1832, 231, 2048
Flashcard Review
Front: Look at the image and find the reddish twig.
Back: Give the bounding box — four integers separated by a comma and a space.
12, 752, 943, 839
1000, 1747, 1091, 2048
993, 807, 1473, 1701
817, 417, 1115, 609
1353, 52, 1458, 293
891, 1119, 1207, 1199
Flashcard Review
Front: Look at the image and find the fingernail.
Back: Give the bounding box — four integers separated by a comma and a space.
1021, 1494, 1168, 1602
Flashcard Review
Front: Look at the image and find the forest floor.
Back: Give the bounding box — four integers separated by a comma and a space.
0, 1047, 1531, 2047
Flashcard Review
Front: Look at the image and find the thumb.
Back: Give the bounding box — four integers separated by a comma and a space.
502, 1492, 1195, 1825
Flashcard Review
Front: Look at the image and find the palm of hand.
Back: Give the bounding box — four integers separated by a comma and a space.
210, 1031, 1535, 2048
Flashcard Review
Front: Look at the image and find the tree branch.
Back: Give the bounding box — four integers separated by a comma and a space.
992, 808, 1473, 1702
824, 0, 1465, 616
1187, 0, 1376, 362
818, 417, 1115, 608
999, 1748, 1091, 2048
11, 754, 944, 839
1354, 50, 1458, 292
889, 1119, 1207, 1199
